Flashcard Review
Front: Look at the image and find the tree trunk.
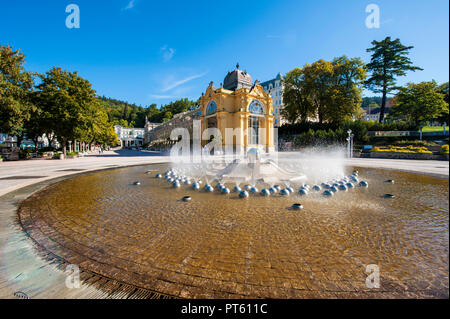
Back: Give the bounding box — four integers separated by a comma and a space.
379, 87, 387, 123
63, 141, 67, 156
34, 138, 39, 152
379, 65, 388, 123
318, 109, 323, 124
16, 132, 25, 150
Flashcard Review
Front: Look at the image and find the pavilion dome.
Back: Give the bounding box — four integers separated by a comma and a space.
223, 63, 253, 91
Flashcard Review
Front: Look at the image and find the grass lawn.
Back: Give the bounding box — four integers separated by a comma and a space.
422, 126, 447, 132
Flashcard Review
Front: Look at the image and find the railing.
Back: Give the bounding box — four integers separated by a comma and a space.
146, 108, 202, 144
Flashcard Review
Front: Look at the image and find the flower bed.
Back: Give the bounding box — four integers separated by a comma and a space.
367, 144, 448, 160
371, 145, 432, 154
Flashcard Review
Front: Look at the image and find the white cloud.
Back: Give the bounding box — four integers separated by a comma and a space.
149, 94, 177, 99
161, 72, 208, 92
266, 33, 297, 47
160, 45, 176, 62
124, 0, 135, 10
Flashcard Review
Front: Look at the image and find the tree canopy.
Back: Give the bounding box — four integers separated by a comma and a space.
34, 67, 118, 154
0, 45, 36, 138
282, 56, 366, 124
0, 44, 200, 152
361, 96, 382, 108
99, 96, 197, 127
389, 81, 449, 126
365, 37, 422, 122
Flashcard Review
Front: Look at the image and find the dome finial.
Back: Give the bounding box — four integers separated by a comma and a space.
236, 63, 240, 69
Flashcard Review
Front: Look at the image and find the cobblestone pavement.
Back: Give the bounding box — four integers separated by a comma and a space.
0, 149, 168, 197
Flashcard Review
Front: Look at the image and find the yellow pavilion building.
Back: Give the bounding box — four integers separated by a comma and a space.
199, 64, 275, 153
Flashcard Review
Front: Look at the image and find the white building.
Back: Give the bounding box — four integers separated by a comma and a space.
114, 125, 145, 148
261, 73, 285, 127
362, 107, 392, 122
115, 117, 161, 148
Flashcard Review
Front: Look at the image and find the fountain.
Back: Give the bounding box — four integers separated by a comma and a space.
163, 147, 351, 201
13, 146, 449, 299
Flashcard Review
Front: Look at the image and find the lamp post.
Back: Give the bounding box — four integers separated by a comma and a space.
347, 129, 354, 158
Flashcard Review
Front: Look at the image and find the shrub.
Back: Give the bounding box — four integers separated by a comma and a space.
66, 152, 79, 157
393, 140, 435, 147
442, 145, 449, 154
365, 121, 417, 131
39, 146, 56, 152
279, 120, 370, 144
19, 149, 32, 159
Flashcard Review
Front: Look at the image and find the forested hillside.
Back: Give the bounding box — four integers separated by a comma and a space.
99, 96, 198, 128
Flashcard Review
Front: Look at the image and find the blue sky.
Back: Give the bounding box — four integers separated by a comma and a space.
1, 0, 448, 107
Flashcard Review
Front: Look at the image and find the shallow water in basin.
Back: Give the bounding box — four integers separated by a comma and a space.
18, 164, 449, 298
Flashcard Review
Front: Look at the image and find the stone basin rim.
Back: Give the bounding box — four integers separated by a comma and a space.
2, 162, 448, 299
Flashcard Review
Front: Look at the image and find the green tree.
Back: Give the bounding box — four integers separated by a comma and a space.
23, 98, 45, 151
367, 103, 379, 110
326, 56, 366, 122
303, 60, 334, 123
390, 81, 448, 127
437, 82, 449, 124
361, 96, 382, 108
163, 111, 173, 122
35, 67, 99, 155
86, 106, 118, 147
281, 68, 315, 123
365, 37, 422, 123
0, 45, 36, 146
162, 98, 195, 115
118, 119, 129, 127
282, 56, 366, 124
438, 82, 449, 104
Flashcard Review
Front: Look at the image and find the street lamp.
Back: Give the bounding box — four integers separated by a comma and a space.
347, 129, 354, 158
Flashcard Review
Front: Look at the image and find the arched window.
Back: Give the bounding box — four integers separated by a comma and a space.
248, 100, 264, 115
248, 116, 260, 145
206, 101, 217, 115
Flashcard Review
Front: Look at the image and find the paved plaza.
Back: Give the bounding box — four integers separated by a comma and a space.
0, 149, 447, 198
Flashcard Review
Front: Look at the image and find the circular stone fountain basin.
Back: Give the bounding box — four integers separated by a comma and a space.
17, 164, 449, 298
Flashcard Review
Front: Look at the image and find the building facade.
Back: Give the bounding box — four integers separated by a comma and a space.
115, 117, 161, 148
144, 108, 202, 149
114, 125, 145, 148
362, 98, 394, 122
261, 73, 285, 127
199, 64, 275, 153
